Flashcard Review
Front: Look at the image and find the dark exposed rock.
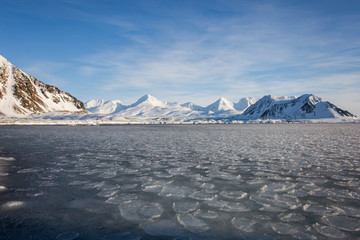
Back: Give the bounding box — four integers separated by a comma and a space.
0, 55, 88, 116
243, 94, 356, 119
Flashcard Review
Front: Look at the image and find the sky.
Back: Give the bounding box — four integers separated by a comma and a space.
1, 0, 360, 115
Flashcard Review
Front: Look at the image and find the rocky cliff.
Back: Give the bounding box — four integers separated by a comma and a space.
0, 55, 88, 117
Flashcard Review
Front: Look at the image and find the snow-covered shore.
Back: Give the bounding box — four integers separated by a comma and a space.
1, 115, 358, 126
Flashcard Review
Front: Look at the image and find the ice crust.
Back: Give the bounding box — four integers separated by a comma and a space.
0, 124, 359, 239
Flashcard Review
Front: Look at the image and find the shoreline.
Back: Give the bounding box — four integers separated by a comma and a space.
0, 117, 359, 126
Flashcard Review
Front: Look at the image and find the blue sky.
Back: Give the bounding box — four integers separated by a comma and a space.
1, 0, 360, 115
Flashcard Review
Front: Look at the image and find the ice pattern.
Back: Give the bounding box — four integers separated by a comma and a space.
0, 124, 359, 239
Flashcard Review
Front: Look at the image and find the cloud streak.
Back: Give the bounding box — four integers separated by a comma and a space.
9, 0, 358, 114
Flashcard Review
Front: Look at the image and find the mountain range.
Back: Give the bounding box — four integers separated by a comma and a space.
0, 54, 357, 121
85, 95, 258, 119
85, 94, 356, 120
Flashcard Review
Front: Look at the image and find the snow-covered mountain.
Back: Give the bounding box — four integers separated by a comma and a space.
85, 99, 124, 114
85, 99, 105, 109
0, 55, 87, 117
2, 54, 354, 121
180, 102, 205, 111
204, 97, 235, 113
233, 97, 258, 112
85, 94, 200, 118
85, 94, 356, 120
85, 95, 252, 118
242, 94, 355, 119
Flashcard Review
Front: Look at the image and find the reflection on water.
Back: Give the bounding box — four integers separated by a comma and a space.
0, 124, 359, 239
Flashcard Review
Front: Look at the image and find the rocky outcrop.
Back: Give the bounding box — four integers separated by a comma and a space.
0, 55, 88, 117
242, 94, 356, 119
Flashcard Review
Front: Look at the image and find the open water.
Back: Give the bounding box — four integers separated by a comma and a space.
0, 124, 359, 240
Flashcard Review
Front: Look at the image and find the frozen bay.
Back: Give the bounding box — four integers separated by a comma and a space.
0, 124, 359, 239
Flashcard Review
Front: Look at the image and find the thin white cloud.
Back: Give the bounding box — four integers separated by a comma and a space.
72, 1, 360, 115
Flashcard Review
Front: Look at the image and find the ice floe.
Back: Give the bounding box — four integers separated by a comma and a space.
119, 200, 163, 222
194, 209, 218, 219
321, 215, 360, 231
189, 191, 215, 201
159, 186, 194, 198
140, 219, 184, 237
313, 223, 347, 238
1, 201, 26, 211
177, 213, 210, 233
231, 217, 257, 232
220, 190, 247, 200
173, 201, 199, 213
106, 194, 138, 204
0, 185, 7, 192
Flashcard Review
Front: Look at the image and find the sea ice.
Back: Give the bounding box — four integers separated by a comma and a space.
40, 181, 58, 187
303, 204, 334, 214
173, 201, 199, 213
251, 193, 301, 211
279, 213, 305, 222
159, 186, 194, 198
189, 191, 214, 201
313, 223, 347, 238
140, 219, 184, 237
99, 170, 117, 178
177, 213, 210, 233
220, 190, 247, 200
336, 206, 360, 217
120, 183, 138, 190
0, 157, 16, 161
17, 168, 42, 173
211, 172, 241, 181
231, 217, 256, 232
106, 194, 138, 204
194, 209, 218, 219
199, 183, 215, 189
97, 190, 119, 198
119, 200, 163, 222
1, 201, 26, 211
142, 180, 172, 193
260, 182, 296, 193
271, 223, 299, 235
168, 167, 188, 175
219, 200, 250, 212
321, 215, 360, 231
68, 180, 91, 186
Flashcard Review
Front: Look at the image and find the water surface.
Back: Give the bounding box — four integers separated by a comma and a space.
0, 124, 359, 239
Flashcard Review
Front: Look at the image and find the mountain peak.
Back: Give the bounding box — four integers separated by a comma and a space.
234, 97, 258, 112
132, 94, 165, 107
0, 54, 88, 116
0, 55, 8, 64
243, 94, 355, 119
139, 94, 156, 101
206, 97, 235, 112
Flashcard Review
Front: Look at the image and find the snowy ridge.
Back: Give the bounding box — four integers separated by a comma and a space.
204, 97, 235, 112
233, 97, 258, 111
0, 54, 357, 122
83, 94, 356, 121
242, 94, 355, 119
0, 54, 87, 117
85, 95, 252, 119
85, 100, 124, 114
